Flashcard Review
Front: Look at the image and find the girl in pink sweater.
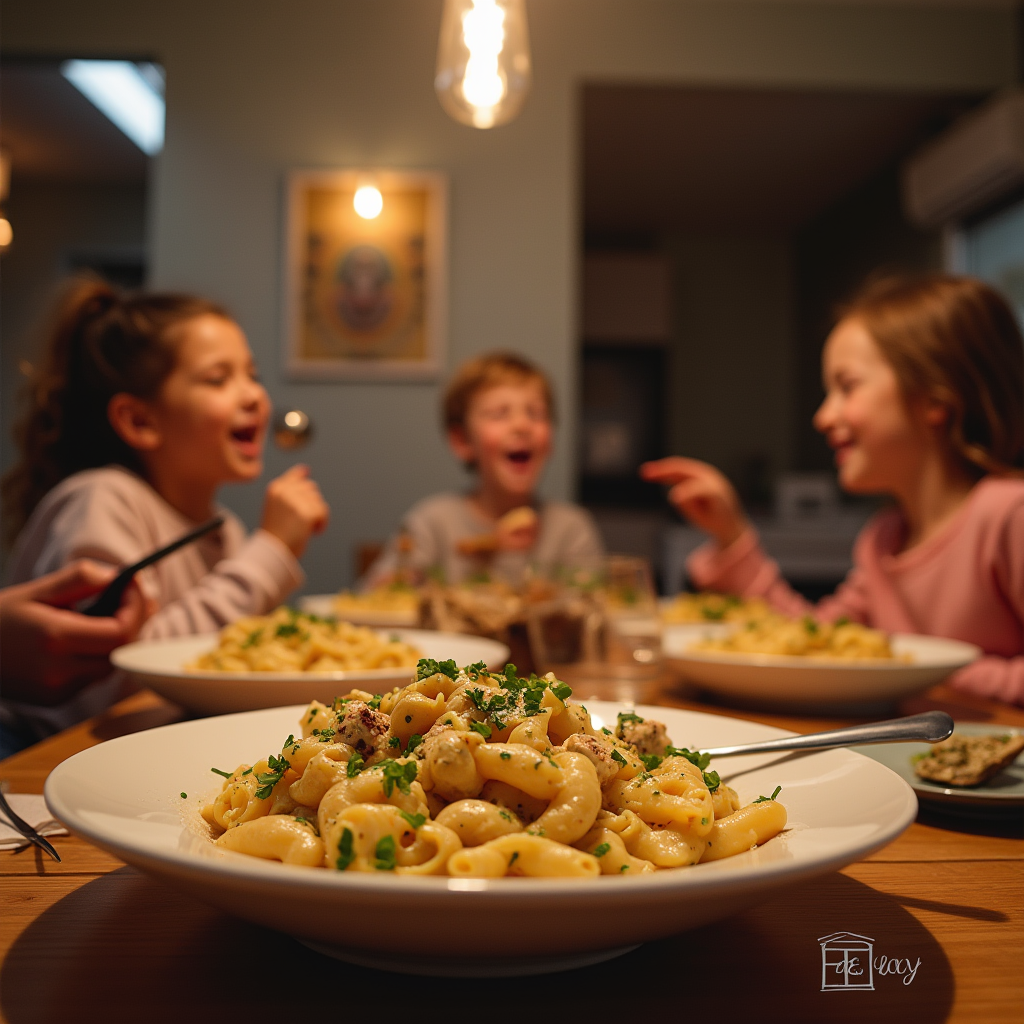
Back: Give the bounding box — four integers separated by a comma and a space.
2, 278, 329, 730
643, 275, 1024, 706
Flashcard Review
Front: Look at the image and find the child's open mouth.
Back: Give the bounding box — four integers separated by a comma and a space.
506, 450, 532, 464
230, 425, 261, 457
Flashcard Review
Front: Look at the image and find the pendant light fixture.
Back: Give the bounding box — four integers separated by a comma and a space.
435, 0, 531, 129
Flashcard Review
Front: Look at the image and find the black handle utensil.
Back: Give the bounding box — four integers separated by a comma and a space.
82, 515, 225, 617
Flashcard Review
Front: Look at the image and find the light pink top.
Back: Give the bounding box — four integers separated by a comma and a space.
687, 476, 1024, 707
4, 466, 303, 735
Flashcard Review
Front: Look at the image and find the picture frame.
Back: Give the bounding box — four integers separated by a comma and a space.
282, 168, 448, 380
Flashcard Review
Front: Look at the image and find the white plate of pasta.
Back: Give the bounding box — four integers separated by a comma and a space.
46, 661, 917, 977
665, 621, 979, 711
111, 615, 509, 714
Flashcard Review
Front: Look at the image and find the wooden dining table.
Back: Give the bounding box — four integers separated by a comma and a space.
1, 679, 1021, 1024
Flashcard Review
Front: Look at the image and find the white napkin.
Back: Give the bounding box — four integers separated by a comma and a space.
0, 792, 69, 850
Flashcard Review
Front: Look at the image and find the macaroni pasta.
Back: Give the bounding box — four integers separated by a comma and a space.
199, 660, 786, 877
692, 613, 899, 660
188, 607, 422, 673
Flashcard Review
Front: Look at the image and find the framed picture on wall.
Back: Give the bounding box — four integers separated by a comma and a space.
282, 168, 448, 380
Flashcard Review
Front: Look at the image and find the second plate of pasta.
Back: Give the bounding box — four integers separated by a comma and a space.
111, 626, 510, 715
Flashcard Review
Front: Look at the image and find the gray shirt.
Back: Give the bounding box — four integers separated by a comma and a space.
364, 493, 605, 587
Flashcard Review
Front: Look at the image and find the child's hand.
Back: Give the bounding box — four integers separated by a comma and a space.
640, 457, 748, 548
0, 560, 149, 705
261, 465, 329, 559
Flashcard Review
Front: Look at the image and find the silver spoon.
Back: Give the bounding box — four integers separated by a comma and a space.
702, 710, 954, 758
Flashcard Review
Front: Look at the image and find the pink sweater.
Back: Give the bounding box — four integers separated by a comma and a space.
687, 476, 1024, 707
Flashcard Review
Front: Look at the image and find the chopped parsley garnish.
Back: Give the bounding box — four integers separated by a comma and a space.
499, 751, 512, 761
367, 695, 383, 711
465, 660, 488, 679
388, 736, 401, 748
617, 712, 645, 728
180, 792, 187, 799
665, 745, 711, 771
639, 753, 663, 771
610, 749, 627, 765
664, 746, 719, 791
374, 834, 397, 871
241, 768, 252, 776
336, 827, 355, 871
802, 616, 818, 635
508, 851, 519, 869
592, 842, 610, 858
399, 810, 427, 830
346, 753, 366, 777
601, 727, 612, 736
241, 628, 263, 648
499, 810, 512, 821
470, 720, 493, 739
380, 759, 418, 797
416, 658, 458, 681
619, 864, 629, 872
835, 616, 850, 627
254, 754, 290, 798
405, 733, 423, 755
210, 767, 233, 779
754, 785, 782, 803
549, 681, 572, 701
312, 726, 336, 743
275, 622, 303, 639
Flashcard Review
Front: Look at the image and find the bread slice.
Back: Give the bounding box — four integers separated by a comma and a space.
913, 731, 1024, 787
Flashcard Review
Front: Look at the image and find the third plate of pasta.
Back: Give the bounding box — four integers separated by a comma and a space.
664, 624, 980, 711
46, 662, 918, 976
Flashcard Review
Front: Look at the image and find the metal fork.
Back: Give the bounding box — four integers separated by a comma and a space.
0, 780, 62, 862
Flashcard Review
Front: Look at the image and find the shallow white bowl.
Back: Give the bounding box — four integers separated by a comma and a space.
45, 700, 916, 976
300, 594, 419, 628
664, 626, 979, 710
111, 629, 509, 715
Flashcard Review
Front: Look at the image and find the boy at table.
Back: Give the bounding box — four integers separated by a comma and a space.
365, 352, 603, 586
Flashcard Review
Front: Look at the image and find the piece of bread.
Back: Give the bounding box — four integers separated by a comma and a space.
455, 507, 538, 557
913, 731, 1024, 787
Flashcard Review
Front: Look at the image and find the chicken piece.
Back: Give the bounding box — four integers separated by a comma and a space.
616, 717, 669, 757
334, 701, 390, 757
563, 733, 619, 784
421, 729, 485, 802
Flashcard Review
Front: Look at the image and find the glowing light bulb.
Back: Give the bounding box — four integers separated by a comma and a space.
435, 0, 531, 130
353, 185, 383, 219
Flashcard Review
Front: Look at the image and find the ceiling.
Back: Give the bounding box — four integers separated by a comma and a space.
583, 85, 976, 236
1, 61, 149, 182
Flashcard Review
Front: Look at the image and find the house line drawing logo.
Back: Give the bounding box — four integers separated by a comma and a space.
819, 931, 875, 990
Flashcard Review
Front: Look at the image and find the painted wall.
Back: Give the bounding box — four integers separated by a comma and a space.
3, 0, 1017, 591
